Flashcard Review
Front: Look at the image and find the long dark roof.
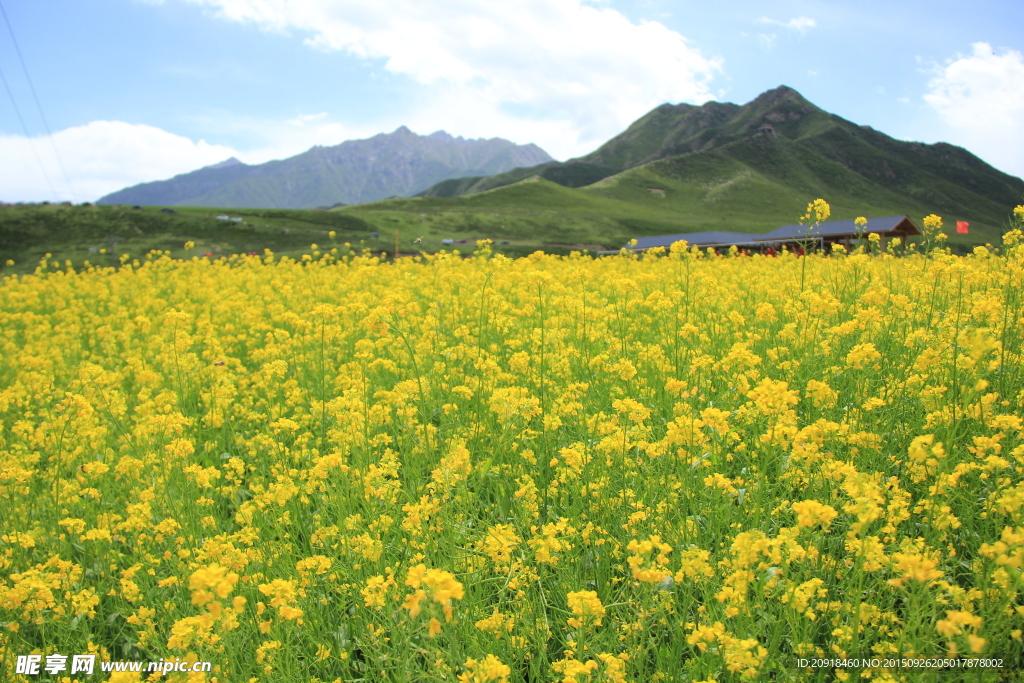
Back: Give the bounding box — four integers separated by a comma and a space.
623, 215, 921, 250
764, 215, 920, 241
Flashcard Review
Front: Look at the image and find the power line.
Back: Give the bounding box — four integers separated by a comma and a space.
0, 60, 58, 201
0, 0, 75, 201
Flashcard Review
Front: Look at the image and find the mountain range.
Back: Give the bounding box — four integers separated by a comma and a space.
417, 86, 1023, 228
92, 85, 1024, 253
97, 128, 552, 209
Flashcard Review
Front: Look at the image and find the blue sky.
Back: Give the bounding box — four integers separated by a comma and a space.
1, 0, 1022, 202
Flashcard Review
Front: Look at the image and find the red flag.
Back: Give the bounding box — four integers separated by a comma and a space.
956, 220, 970, 234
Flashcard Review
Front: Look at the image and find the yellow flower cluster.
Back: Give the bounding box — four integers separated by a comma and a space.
792, 500, 839, 529
801, 198, 832, 226
1, 214, 1024, 679
626, 535, 672, 584
188, 563, 237, 607
566, 590, 606, 628
403, 564, 465, 636
458, 654, 512, 683
258, 578, 303, 624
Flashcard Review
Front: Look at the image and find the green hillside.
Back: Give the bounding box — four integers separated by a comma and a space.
0, 189, 640, 275
411, 86, 1023, 245
0, 204, 384, 274
332, 105, 1019, 250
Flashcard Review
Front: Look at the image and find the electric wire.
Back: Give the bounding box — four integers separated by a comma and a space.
0, 0, 76, 201
0, 60, 58, 201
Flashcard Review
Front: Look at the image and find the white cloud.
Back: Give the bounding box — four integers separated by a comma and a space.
759, 16, 816, 34
0, 121, 238, 202
177, 0, 721, 159
286, 112, 329, 126
924, 42, 1024, 178
180, 110, 377, 164
2, 2, 726, 202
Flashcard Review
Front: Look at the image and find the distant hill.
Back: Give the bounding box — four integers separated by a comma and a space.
97, 127, 553, 209
416, 86, 1024, 235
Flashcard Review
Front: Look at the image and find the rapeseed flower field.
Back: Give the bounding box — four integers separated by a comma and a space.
2, 204, 1024, 682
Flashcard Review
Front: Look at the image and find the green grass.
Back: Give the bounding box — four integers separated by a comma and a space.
0, 204, 381, 274
338, 154, 1013, 253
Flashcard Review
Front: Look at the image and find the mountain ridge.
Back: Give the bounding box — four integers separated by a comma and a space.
415, 85, 1024, 224
97, 128, 553, 209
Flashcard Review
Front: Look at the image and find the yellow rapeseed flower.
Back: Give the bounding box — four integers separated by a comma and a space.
189, 564, 238, 607
566, 590, 605, 628
458, 654, 512, 683
792, 500, 839, 529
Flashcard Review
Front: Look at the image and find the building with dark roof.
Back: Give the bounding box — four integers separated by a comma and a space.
611, 215, 922, 253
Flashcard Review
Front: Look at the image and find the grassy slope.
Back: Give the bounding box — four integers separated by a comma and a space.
338, 178, 638, 254
409, 87, 1022, 249
0, 204, 383, 275
341, 136, 1012, 250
